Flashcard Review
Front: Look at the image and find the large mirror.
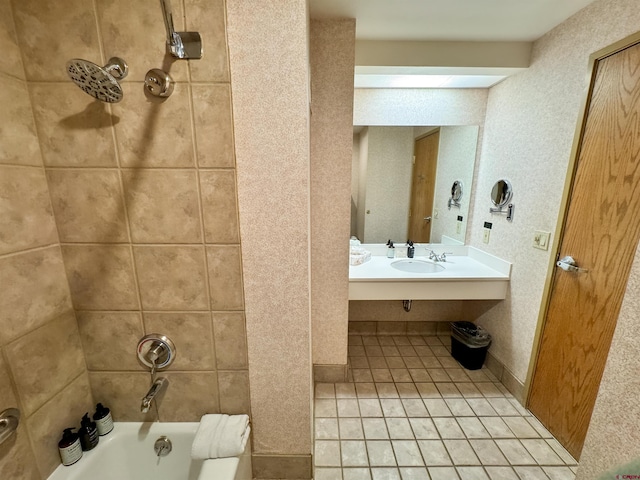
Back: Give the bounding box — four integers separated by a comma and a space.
351, 125, 479, 244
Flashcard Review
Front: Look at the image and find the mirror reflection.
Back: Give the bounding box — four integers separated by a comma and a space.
490, 179, 513, 207
351, 125, 479, 244
448, 180, 463, 209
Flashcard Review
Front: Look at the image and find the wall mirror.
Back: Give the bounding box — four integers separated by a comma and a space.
489, 178, 515, 222
351, 125, 479, 244
448, 180, 463, 209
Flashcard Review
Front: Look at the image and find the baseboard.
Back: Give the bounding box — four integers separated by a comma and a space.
313, 364, 348, 383
348, 321, 449, 336
485, 350, 525, 404
252, 454, 312, 479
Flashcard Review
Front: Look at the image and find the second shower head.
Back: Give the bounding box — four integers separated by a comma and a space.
66, 57, 128, 103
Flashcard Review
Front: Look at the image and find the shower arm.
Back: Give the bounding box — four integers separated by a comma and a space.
159, 0, 203, 59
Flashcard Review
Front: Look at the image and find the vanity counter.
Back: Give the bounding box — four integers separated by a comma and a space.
349, 245, 511, 300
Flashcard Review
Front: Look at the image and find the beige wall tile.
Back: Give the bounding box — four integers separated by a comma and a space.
112, 83, 194, 167
0, 356, 18, 410
0, 77, 41, 165
5, 311, 85, 416
123, 169, 202, 243
157, 372, 220, 421
47, 169, 128, 243
0, 166, 58, 255
0, 246, 72, 345
251, 454, 312, 480
206, 245, 244, 310
0, 0, 24, 78
12, 0, 101, 82
77, 311, 144, 371
134, 246, 208, 310
95, 0, 188, 83
213, 312, 248, 369
0, 423, 39, 480
218, 370, 251, 415
185, 0, 229, 83
62, 245, 139, 310
88, 372, 157, 422
200, 169, 239, 243
192, 85, 235, 167
143, 312, 215, 370
26, 373, 94, 478
30, 84, 118, 167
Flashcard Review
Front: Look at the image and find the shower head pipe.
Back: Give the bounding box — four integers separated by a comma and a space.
159, 0, 202, 59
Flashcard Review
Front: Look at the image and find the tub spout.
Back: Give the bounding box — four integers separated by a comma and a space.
141, 377, 168, 413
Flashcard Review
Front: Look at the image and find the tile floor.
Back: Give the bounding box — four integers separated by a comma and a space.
313, 335, 578, 480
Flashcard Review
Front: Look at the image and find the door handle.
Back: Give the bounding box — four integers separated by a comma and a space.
556, 255, 588, 273
424, 216, 432, 223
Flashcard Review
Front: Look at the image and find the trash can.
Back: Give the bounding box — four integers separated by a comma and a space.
450, 321, 492, 370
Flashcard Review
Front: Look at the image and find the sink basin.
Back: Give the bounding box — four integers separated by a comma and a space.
391, 259, 445, 274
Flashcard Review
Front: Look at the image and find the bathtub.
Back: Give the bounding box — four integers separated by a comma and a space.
47, 422, 252, 480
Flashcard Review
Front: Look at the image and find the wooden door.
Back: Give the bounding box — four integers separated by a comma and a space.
408, 131, 439, 242
528, 40, 640, 459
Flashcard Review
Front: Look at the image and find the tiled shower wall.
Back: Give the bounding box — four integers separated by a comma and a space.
1, 0, 248, 477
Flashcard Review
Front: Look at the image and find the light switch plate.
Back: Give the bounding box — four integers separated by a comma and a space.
533, 230, 550, 250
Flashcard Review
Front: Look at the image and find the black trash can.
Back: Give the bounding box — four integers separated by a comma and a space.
450, 321, 492, 370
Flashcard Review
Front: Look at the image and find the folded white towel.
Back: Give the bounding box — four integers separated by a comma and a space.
191, 414, 251, 460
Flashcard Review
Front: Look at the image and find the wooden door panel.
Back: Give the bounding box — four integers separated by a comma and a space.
408, 131, 439, 242
528, 41, 640, 459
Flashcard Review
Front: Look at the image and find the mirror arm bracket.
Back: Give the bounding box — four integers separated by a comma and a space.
489, 203, 515, 222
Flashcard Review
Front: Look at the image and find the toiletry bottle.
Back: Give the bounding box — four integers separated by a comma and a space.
93, 403, 114, 436
79, 413, 99, 451
386, 240, 395, 258
58, 428, 83, 466
407, 240, 415, 258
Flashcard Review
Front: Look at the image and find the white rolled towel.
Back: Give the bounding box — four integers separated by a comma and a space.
191, 414, 251, 460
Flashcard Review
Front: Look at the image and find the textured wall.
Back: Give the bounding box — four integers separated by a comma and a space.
467, 0, 640, 383
430, 126, 479, 244
0, 1, 93, 478
1, 0, 249, 476
227, 0, 312, 458
310, 19, 355, 366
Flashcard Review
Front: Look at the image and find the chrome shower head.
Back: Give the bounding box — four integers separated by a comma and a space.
65, 57, 129, 103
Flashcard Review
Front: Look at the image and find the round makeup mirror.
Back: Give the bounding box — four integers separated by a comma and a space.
451, 180, 463, 202
490, 179, 513, 207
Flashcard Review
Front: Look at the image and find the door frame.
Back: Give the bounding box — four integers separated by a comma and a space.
524, 30, 640, 405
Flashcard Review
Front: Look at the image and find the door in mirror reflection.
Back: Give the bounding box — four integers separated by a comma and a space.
408, 130, 439, 242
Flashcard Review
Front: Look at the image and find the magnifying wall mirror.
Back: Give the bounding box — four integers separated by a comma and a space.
489, 179, 515, 221
448, 180, 463, 209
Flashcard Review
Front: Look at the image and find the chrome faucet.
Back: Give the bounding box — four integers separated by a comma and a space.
141, 377, 168, 413
429, 250, 452, 262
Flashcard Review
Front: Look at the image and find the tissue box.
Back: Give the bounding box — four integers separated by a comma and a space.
350, 247, 371, 266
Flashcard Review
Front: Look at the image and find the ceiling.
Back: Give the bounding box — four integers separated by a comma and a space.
309, 0, 598, 42
310, 0, 598, 88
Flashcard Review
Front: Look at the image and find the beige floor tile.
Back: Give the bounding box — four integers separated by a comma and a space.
386, 418, 414, 440
513, 466, 549, 480
398, 467, 430, 480
370, 357, 389, 368
476, 383, 503, 398
468, 440, 509, 466
415, 383, 442, 398
379, 337, 396, 346
418, 440, 452, 466
315, 440, 342, 466
431, 346, 450, 357
391, 369, 414, 383
399, 346, 418, 357
409, 418, 440, 440
316, 418, 340, 440
352, 357, 371, 368
372, 369, 394, 383
371, 468, 401, 480
487, 398, 520, 416
316, 399, 338, 417
338, 399, 362, 417
409, 337, 427, 346
457, 466, 490, 480
502, 417, 539, 438
336, 383, 358, 398
424, 337, 444, 346
357, 383, 379, 398
467, 399, 499, 417
404, 357, 424, 369
315, 467, 344, 480
381, 399, 407, 417
340, 418, 365, 440
363, 337, 381, 345
507, 399, 531, 416
525, 417, 553, 439
392, 440, 424, 466
421, 357, 442, 368
465, 370, 491, 382
437, 383, 463, 398
382, 346, 401, 356
367, 346, 385, 356
360, 399, 384, 417
354, 369, 375, 382
402, 399, 429, 417
317, 383, 337, 399
542, 466, 575, 480
494, 440, 536, 465
445, 399, 475, 417
344, 468, 372, 480
342, 440, 369, 467
457, 418, 491, 439
443, 440, 481, 465
455, 383, 484, 398
396, 383, 421, 398
387, 357, 407, 368
349, 336, 364, 345
438, 357, 461, 369
427, 369, 451, 382
433, 417, 466, 439
479, 417, 516, 439
427, 467, 459, 480
376, 383, 400, 399
424, 399, 453, 417
520, 439, 563, 465
350, 346, 366, 356
363, 418, 390, 440
368, 440, 397, 467
545, 439, 578, 465
485, 467, 519, 480
447, 369, 472, 382
409, 369, 432, 383
393, 336, 412, 345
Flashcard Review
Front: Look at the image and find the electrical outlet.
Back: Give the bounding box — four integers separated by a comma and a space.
533, 230, 550, 250
483, 221, 492, 244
